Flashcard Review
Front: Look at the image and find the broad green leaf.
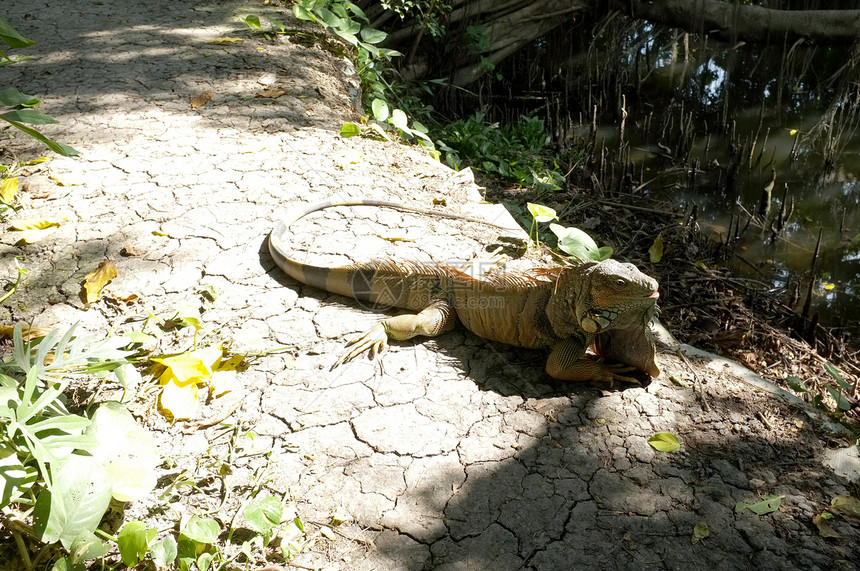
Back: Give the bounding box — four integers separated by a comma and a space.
0, 445, 38, 509
197, 552, 214, 571
390, 108, 410, 132
831, 495, 860, 518
360, 28, 387, 44
0, 109, 57, 125
0, 87, 39, 107
180, 515, 220, 544
648, 432, 681, 452
825, 386, 851, 412
824, 363, 851, 391
0, 17, 36, 49
241, 15, 261, 28
527, 202, 557, 223
596, 246, 614, 261
735, 495, 784, 515
49, 558, 83, 571
691, 521, 709, 544
340, 122, 361, 138
117, 521, 156, 566
366, 123, 391, 142
649, 233, 664, 263
550, 223, 605, 261
371, 98, 389, 122
88, 402, 159, 502
0, 117, 78, 156
32, 454, 112, 548
68, 533, 110, 563
151, 536, 178, 567
786, 376, 808, 393
292, 5, 315, 23
245, 496, 283, 534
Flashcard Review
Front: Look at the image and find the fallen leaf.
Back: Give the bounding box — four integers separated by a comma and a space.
206, 37, 244, 45
121, 243, 142, 256
8, 218, 62, 230
0, 324, 50, 341
691, 521, 710, 544
735, 495, 784, 515
649, 233, 664, 263
1, 177, 18, 202
190, 90, 214, 109
648, 432, 681, 452
160, 379, 199, 421
14, 227, 57, 245
831, 495, 860, 520
209, 370, 238, 398
812, 513, 840, 538
48, 173, 85, 186
256, 89, 287, 99
81, 260, 118, 305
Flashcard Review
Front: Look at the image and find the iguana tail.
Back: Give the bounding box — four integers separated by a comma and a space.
268, 199, 487, 310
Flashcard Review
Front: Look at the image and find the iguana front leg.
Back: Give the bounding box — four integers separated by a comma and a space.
334, 299, 458, 368
545, 336, 639, 383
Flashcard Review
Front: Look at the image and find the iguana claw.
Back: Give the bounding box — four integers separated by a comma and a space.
332, 323, 388, 369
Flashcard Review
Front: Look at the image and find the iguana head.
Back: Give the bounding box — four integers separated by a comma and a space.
552, 259, 659, 334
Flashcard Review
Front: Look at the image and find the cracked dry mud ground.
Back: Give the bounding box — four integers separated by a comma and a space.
2, 0, 859, 569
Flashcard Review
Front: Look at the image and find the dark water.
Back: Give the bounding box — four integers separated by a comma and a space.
489, 19, 860, 337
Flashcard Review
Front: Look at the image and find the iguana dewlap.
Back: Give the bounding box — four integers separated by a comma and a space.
269, 199, 660, 382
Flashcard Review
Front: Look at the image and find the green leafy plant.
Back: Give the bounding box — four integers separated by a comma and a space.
787, 362, 854, 414
0, 19, 78, 156
0, 324, 154, 567
437, 113, 565, 190
240, 14, 287, 39
525, 202, 613, 261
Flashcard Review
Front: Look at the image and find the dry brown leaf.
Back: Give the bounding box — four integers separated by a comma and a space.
206, 37, 244, 45
1, 177, 18, 203
0, 324, 50, 341
812, 513, 841, 538
256, 89, 287, 99
190, 90, 214, 109
81, 260, 118, 305
121, 243, 142, 256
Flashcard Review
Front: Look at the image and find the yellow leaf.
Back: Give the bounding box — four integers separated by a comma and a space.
1, 177, 18, 203
822, 282, 836, 291
8, 218, 62, 230
14, 227, 57, 245
789, 129, 798, 135
216, 354, 245, 372
152, 344, 223, 385
206, 37, 244, 45
160, 379, 199, 420
648, 233, 664, 263
695, 261, 709, 270
190, 90, 214, 109
81, 260, 118, 305
48, 173, 85, 186
209, 370, 238, 398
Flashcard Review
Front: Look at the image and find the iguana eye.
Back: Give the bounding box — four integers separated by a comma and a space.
615, 278, 627, 287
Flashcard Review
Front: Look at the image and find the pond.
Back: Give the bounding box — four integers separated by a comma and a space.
488, 17, 860, 343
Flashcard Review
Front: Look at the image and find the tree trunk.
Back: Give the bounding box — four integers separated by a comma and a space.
611, 0, 860, 44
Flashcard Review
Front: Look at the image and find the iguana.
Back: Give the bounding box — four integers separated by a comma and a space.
268, 199, 660, 382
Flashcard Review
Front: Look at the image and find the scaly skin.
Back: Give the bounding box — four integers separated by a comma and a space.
269, 200, 660, 382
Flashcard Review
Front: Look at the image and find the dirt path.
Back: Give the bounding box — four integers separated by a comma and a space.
3, 1, 859, 569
